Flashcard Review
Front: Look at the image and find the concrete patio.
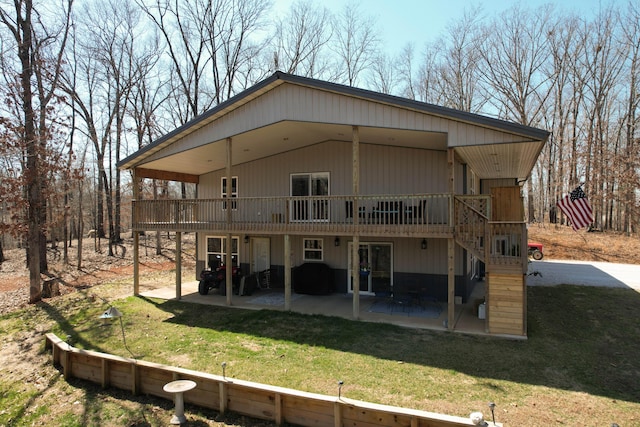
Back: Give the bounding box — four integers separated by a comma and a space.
140, 280, 489, 335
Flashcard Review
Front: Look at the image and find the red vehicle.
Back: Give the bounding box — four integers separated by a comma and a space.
528, 242, 544, 260
198, 264, 242, 295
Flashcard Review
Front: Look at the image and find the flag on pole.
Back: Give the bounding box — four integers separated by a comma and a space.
556, 186, 593, 231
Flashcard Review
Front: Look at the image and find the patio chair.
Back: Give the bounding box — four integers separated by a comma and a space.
345, 200, 366, 223
258, 269, 271, 289
391, 292, 412, 313
406, 200, 427, 224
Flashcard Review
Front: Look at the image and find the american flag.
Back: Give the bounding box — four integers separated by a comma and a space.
557, 186, 593, 231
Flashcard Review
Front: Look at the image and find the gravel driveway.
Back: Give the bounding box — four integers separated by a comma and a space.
527, 259, 640, 291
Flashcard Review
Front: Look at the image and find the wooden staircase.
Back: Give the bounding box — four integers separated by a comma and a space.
453, 196, 489, 262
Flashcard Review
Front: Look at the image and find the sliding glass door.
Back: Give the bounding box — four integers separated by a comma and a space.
348, 242, 393, 295
290, 172, 329, 222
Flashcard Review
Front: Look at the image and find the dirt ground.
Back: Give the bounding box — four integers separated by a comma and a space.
0, 233, 197, 315
526, 223, 640, 264
1, 227, 639, 426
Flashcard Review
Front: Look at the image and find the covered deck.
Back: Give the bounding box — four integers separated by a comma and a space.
132, 193, 455, 238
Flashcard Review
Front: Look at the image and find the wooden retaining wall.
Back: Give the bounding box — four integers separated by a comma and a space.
44, 333, 497, 427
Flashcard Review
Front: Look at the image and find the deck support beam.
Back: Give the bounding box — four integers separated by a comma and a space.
225, 137, 233, 305
447, 148, 455, 330
352, 126, 360, 319
284, 234, 291, 310
176, 231, 182, 300
133, 168, 140, 296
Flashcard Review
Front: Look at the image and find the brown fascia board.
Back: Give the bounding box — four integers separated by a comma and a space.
117, 71, 550, 170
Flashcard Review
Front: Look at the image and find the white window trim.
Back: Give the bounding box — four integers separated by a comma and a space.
205, 235, 240, 268
302, 238, 324, 262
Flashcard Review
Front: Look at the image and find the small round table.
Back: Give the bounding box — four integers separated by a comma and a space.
163, 379, 197, 425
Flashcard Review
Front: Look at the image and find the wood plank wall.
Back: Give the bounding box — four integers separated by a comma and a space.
44, 333, 496, 427
486, 273, 526, 336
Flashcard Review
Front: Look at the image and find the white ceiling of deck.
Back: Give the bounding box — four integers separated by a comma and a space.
138, 121, 450, 177
137, 121, 544, 181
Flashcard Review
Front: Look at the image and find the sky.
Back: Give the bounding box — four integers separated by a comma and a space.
271, 0, 619, 56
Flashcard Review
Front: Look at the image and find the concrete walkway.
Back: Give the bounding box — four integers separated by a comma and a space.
527, 259, 640, 291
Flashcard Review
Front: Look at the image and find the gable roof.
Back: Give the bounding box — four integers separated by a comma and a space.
118, 71, 549, 181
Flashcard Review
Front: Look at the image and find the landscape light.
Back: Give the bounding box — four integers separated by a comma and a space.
99, 305, 134, 358
488, 402, 496, 426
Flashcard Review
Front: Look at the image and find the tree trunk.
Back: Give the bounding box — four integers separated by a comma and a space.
15, 0, 43, 303
96, 154, 106, 238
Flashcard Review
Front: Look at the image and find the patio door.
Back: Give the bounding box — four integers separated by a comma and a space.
348, 242, 393, 295
290, 172, 329, 222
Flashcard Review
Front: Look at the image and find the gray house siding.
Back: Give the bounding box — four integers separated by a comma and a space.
199, 140, 449, 198
193, 140, 474, 301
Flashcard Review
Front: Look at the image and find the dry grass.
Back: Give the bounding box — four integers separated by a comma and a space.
528, 223, 640, 264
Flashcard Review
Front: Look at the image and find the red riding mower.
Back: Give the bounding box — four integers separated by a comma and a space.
527, 242, 544, 260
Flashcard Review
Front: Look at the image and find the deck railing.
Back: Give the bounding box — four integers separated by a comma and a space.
454, 196, 526, 269
488, 221, 528, 272
453, 196, 489, 260
132, 194, 526, 268
132, 194, 452, 236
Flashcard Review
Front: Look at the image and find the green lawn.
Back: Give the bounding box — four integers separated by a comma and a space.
2, 284, 639, 426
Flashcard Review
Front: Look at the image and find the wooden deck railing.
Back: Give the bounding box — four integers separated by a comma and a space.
488, 221, 528, 272
132, 194, 526, 269
132, 194, 452, 236
454, 196, 526, 270
453, 196, 489, 260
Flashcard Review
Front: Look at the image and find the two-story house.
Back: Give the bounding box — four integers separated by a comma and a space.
118, 72, 549, 337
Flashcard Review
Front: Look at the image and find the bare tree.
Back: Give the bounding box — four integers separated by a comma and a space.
619, 1, 640, 234
415, 43, 446, 105
577, 7, 624, 229
0, 0, 73, 302
434, 6, 486, 113
369, 53, 396, 95
478, 4, 554, 126
539, 13, 583, 223
140, 0, 271, 125
331, 1, 380, 87
270, 0, 332, 77
394, 43, 417, 100
62, 0, 146, 256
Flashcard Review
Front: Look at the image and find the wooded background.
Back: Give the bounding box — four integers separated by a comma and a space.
1, 0, 638, 300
